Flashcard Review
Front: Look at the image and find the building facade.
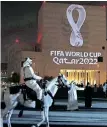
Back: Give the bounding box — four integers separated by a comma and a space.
1, 63, 8, 82
7, 42, 34, 76
8, 3, 107, 85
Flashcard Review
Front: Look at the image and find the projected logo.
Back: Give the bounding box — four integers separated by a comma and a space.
66, 4, 86, 47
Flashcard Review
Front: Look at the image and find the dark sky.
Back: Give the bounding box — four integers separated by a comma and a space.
1, 1, 42, 35
1, 1, 42, 62
1, 1, 107, 63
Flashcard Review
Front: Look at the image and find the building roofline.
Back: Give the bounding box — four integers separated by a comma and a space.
45, 1, 107, 6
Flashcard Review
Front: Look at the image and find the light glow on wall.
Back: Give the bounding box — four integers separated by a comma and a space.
60, 69, 98, 85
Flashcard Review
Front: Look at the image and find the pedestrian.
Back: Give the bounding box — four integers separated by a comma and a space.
84, 82, 93, 108
103, 80, 107, 97
67, 81, 84, 111
93, 84, 97, 98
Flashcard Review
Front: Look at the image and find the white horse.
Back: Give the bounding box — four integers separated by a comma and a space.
1, 84, 36, 127
1, 76, 66, 127
1, 85, 21, 127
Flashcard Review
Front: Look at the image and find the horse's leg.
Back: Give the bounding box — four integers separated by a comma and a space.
44, 107, 49, 127
1, 107, 11, 127
6, 109, 13, 127
3, 100, 18, 127
7, 100, 18, 127
0, 116, 3, 127
1, 107, 10, 118
35, 110, 45, 127
3, 90, 20, 118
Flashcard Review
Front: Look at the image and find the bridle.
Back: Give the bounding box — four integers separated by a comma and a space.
57, 75, 76, 89
57, 75, 65, 88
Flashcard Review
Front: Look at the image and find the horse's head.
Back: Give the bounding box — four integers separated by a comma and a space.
57, 73, 70, 88
70, 80, 76, 84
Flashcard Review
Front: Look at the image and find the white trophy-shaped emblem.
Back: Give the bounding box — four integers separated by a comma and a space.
66, 4, 86, 47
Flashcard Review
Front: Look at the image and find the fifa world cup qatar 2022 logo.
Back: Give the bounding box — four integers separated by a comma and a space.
66, 4, 86, 47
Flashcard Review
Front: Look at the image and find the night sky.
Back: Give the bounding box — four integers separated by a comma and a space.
1, 1, 107, 63
1, 1, 42, 63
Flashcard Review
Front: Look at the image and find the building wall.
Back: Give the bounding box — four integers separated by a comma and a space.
7, 43, 34, 76
37, 3, 107, 84
7, 3, 107, 85
21, 51, 44, 76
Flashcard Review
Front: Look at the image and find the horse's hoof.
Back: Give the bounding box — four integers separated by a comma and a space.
46, 124, 50, 127
46, 126, 50, 127
31, 125, 36, 127
31, 125, 38, 127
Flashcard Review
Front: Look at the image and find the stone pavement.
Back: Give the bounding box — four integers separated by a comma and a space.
3, 100, 107, 126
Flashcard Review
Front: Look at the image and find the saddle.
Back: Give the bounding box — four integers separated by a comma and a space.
8, 84, 37, 101
9, 79, 53, 102
9, 85, 21, 94
21, 85, 37, 101
24, 79, 54, 101
24, 79, 47, 101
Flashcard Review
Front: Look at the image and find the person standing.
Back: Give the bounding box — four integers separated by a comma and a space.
103, 80, 107, 97
67, 81, 84, 111
84, 82, 93, 108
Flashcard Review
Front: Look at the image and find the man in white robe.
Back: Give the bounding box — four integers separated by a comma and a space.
19, 64, 36, 108
103, 80, 107, 97
67, 81, 84, 111
23, 57, 43, 101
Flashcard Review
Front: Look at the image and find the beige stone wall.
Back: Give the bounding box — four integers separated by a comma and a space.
7, 50, 22, 76
41, 3, 106, 49
37, 3, 107, 83
21, 51, 44, 76
7, 43, 34, 76
7, 3, 107, 85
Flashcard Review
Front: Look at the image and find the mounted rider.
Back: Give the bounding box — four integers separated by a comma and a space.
23, 57, 43, 101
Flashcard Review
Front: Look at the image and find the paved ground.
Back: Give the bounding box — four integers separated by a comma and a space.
4, 125, 105, 127
15, 99, 107, 111
3, 110, 107, 126
3, 100, 107, 126
55, 99, 107, 109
